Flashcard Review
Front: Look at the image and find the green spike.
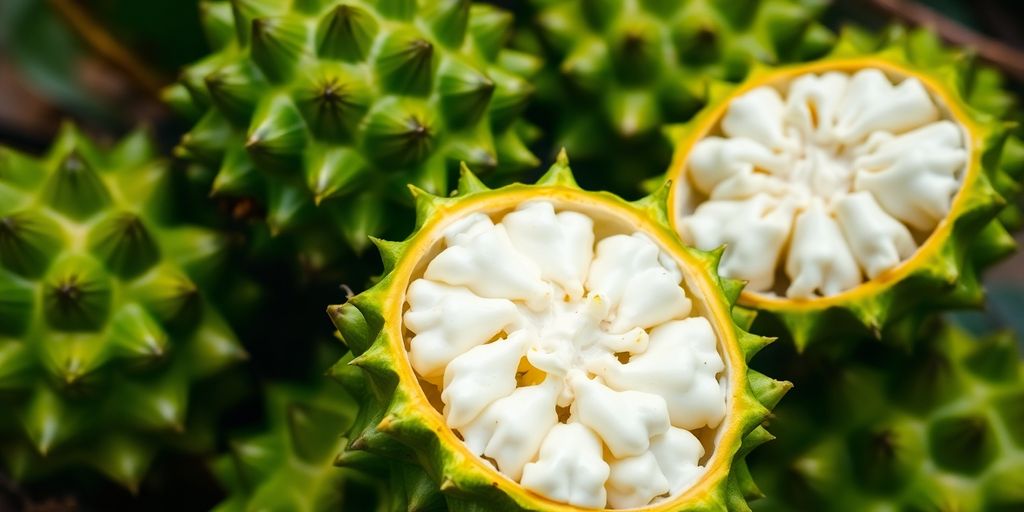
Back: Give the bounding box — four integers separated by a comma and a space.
438, 58, 495, 128
266, 184, 311, 236
90, 436, 156, 493
43, 257, 113, 332
336, 190, 386, 254
561, 39, 609, 95
369, 238, 405, 276
536, 149, 578, 187
581, 0, 622, 30
376, 32, 436, 97
199, 0, 235, 51
467, 4, 512, 61
424, 0, 469, 49
205, 60, 268, 127
119, 369, 190, 431
250, 16, 308, 83
230, 0, 289, 44
761, 2, 812, 55
306, 146, 369, 204
161, 83, 201, 120
316, 4, 378, 62
964, 332, 1020, 382
212, 145, 261, 197
0, 211, 62, 278
44, 151, 112, 221
929, 413, 998, 474
107, 304, 168, 362
0, 341, 31, 391
487, 66, 534, 133
848, 419, 922, 492
608, 90, 659, 138
185, 309, 248, 377
177, 110, 234, 165
456, 163, 489, 195
22, 388, 74, 455
88, 213, 160, 279
494, 129, 540, 171
376, 0, 415, 20
294, 65, 372, 142
994, 391, 1024, 447
287, 400, 351, 463
132, 266, 201, 329
246, 94, 309, 174
328, 302, 372, 355
361, 98, 436, 168
747, 370, 791, 409
610, 19, 662, 85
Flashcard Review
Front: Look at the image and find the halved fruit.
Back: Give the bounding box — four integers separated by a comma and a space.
329, 152, 787, 510
665, 28, 1021, 349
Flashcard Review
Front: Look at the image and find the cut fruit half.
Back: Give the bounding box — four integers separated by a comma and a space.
328, 152, 786, 510
666, 29, 1020, 349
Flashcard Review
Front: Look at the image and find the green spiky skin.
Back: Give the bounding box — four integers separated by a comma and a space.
750, 322, 1024, 512
327, 153, 789, 511
525, 0, 835, 196
212, 368, 388, 512
668, 27, 1023, 351
0, 125, 247, 490
165, 0, 543, 251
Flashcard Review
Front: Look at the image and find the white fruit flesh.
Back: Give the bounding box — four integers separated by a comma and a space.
675, 68, 967, 299
404, 201, 727, 509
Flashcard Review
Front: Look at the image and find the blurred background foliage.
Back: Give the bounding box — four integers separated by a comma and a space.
0, 0, 1022, 510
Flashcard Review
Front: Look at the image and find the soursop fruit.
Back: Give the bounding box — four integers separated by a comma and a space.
0, 124, 247, 490
665, 27, 1023, 349
327, 152, 789, 510
166, 0, 543, 251
750, 322, 1024, 511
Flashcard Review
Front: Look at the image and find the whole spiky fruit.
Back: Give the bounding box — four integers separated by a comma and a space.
327, 152, 788, 510
750, 323, 1024, 511
212, 373, 384, 512
664, 27, 1023, 349
0, 125, 247, 490
166, 0, 542, 250
525, 0, 835, 195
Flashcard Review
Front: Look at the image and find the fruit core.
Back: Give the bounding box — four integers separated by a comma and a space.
402, 200, 729, 509
675, 67, 967, 299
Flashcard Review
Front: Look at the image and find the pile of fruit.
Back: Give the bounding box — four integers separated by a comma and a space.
2, 0, 1022, 510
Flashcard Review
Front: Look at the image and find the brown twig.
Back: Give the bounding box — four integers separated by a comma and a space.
48, 0, 169, 98
865, 0, 1024, 82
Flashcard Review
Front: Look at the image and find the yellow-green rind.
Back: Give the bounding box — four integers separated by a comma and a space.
665, 27, 1021, 351
750, 323, 1024, 511
0, 124, 247, 490
328, 152, 786, 511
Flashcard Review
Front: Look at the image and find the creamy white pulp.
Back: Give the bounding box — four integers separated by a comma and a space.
404, 201, 728, 509
677, 68, 966, 298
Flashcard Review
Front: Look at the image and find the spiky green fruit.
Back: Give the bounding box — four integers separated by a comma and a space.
327, 152, 787, 510
526, 0, 835, 194
166, 0, 542, 251
0, 125, 246, 490
664, 27, 1022, 350
212, 373, 386, 512
750, 323, 1024, 511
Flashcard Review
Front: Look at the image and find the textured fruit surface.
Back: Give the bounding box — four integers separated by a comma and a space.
526, 0, 835, 195
0, 124, 247, 490
666, 28, 1022, 349
167, 0, 542, 250
211, 372, 384, 512
328, 152, 788, 510
750, 323, 1024, 511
